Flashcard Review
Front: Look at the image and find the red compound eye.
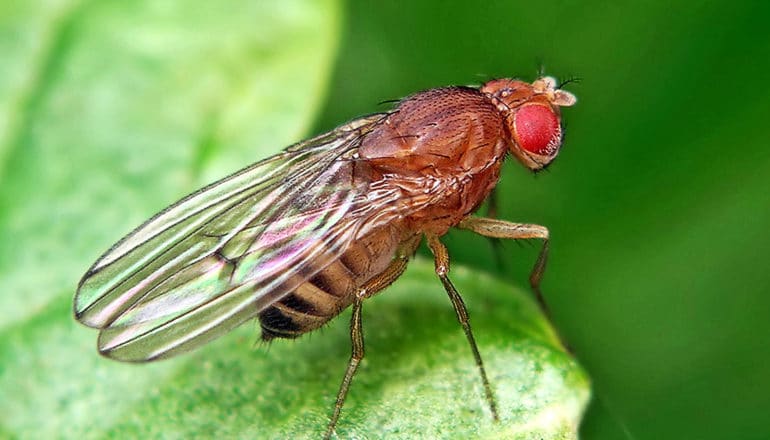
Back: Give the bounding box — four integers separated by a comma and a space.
513, 104, 561, 156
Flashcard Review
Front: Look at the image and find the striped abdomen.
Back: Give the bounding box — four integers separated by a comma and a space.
258, 225, 403, 340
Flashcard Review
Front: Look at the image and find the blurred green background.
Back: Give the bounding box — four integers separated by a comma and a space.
1, 0, 769, 439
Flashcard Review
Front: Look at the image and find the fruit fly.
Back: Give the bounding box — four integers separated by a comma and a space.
74, 76, 576, 438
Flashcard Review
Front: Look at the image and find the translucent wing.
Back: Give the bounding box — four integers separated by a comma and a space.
74, 115, 404, 362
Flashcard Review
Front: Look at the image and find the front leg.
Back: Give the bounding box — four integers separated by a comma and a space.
457, 217, 569, 350
458, 217, 550, 316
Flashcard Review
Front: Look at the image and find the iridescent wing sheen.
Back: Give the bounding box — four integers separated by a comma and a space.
74, 114, 404, 362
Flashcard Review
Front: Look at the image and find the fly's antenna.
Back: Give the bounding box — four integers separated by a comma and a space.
558, 76, 582, 89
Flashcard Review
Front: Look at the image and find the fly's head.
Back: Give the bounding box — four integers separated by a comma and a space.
482, 76, 577, 171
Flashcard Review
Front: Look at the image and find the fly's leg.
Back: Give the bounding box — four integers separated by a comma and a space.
324, 296, 365, 440
484, 188, 506, 272
457, 217, 550, 317
487, 187, 500, 219
457, 216, 569, 349
324, 242, 416, 440
426, 234, 500, 422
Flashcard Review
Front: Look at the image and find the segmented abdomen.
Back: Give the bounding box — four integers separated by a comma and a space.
258, 225, 402, 340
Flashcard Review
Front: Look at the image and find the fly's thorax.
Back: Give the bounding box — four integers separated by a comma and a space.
400, 157, 504, 236
356, 86, 511, 236
358, 86, 508, 176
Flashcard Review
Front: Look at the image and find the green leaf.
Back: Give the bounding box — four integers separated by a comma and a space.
1, 259, 587, 439
0, 0, 341, 330
0, 1, 588, 438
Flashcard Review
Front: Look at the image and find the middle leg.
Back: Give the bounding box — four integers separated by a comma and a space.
426, 234, 500, 422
